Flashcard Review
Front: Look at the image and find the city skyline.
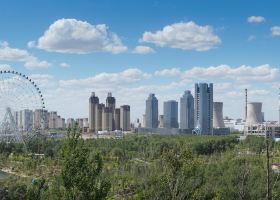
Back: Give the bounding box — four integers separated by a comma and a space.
0, 0, 279, 121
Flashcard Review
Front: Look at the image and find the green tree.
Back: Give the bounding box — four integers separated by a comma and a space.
60, 124, 110, 200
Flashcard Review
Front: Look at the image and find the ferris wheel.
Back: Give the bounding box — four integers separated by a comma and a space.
0, 70, 46, 142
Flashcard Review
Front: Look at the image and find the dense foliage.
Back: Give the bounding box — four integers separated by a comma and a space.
1, 133, 280, 199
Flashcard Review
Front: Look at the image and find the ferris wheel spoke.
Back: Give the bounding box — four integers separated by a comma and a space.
0, 70, 46, 143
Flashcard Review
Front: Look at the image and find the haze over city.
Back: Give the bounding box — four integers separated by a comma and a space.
0, 0, 279, 121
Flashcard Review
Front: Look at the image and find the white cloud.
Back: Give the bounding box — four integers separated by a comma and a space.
182, 64, 279, 82
247, 16, 266, 23
140, 21, 221, 51
0, 41, 51, 69
132, 46, 155, 54
154, 68, 181, 77
271, 26, 280, 36
0, 64, 12, 71
248, 35, 256, 41
60, 62, 70, 68
32, 18, 128, 54
59, 68, 151, 88
29, 74, 55, 88
39, 65, 279, 121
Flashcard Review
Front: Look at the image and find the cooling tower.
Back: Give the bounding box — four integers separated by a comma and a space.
213, 102, 225, 128
246, 102, 262, 124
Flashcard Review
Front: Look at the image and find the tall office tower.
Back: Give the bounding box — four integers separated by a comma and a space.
194, 83, 213, 135
22, 109, 33, 131
49, 111, 58, 129
102, 107, 113, 131
159, 115, 164, 128
120, 105, 130, 131
32, 109, 49, 129
57, 116, 64, 129
43, 110, 50, 129
180, 90, 194, 129
95, 103, 105, 132
33, 109, 42, 129
106, 92, 116, 129
14, 111, 19, 128
18, 111, 23, 130
66, 118, 75, 128
163, 100, 179, 128
76, 118, 84, 128
114, 108, 120, 130
145, 93, 158, 128
89, 92, 99, 132
61, 118, 66, 129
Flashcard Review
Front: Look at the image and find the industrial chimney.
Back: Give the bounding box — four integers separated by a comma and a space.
213, 102, 225, 128
246, 102, 262, 124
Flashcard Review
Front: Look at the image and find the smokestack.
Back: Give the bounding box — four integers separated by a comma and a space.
246, 102, 262, 124
213, 102, 225, 128
245, 88, 248, 122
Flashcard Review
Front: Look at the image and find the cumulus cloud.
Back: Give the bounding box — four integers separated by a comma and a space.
31, 18, 128, 54
182, 64, 279, 82
0, 41, 51, 69
39, 64, 279, 121
132, 46, 155, 54
271, 26, 280, 36
0, 64, 12, 71
29, 74, 55, 88
59, 68, 151, 88
140, 21, 221, 51
247, 16, 266, 23
59, 62, 70, 68
154, 68, 181, 77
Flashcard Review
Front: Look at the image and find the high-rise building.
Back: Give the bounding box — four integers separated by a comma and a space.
22, 109, 33, 131
106, 92, 116, 130
49, 111, 58, 129
194, 83, 213, 135
95, 103, 104, 132
120, 105, 130, 131
114, 108, 120, 130
106, 92, 116, 110
76, 118, 84, 128
57, 116, 66, 129
159, 115, 164, 128
66, 118, 75, 128
89, 92, 99, 132
163, 100, 178, 128
102, 107, 113, 131
33, 109, 49, 130
145, 93, 158, 128
180, 90, 194, 129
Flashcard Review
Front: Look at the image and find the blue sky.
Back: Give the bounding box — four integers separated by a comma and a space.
0, 0, 279, 121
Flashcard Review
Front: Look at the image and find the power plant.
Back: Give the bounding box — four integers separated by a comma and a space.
243, 89, 280, 137
246, 102, 263, 124
213, 102, 225, 128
